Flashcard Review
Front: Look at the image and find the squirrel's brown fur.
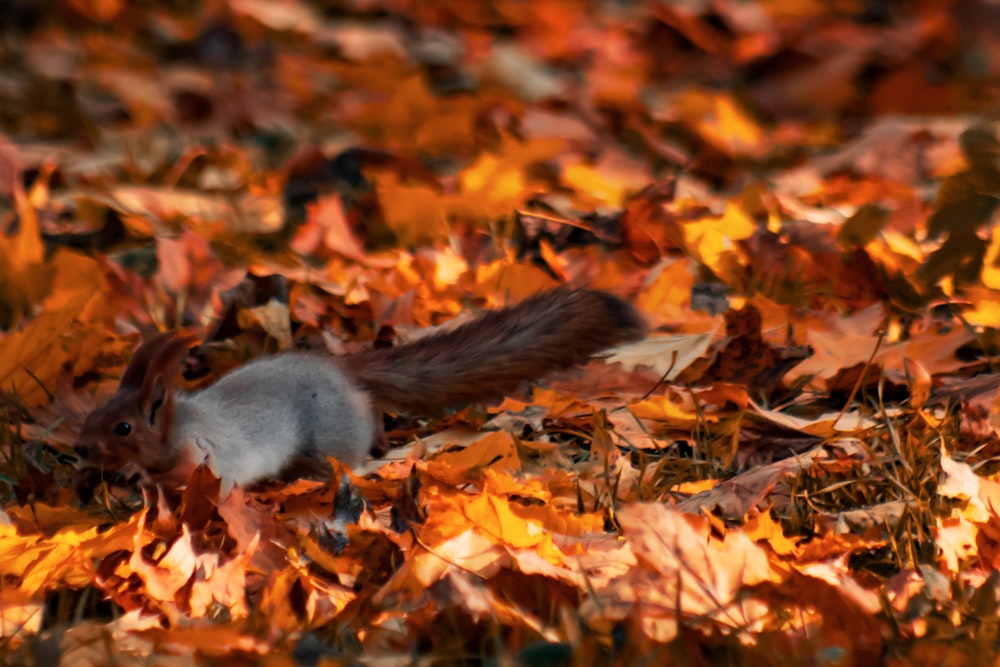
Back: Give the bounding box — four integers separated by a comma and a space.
342, 288, 645, 413
72, 288, 645, 496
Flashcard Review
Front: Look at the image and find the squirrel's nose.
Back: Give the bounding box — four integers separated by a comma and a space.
73, 445, 90, 460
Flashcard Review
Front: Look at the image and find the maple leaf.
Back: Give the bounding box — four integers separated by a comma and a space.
6, 1, 1000, 662
0, 140, 51, 326
582, 503, 782, 642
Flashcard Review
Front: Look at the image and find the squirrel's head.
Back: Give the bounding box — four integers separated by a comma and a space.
73, 332, 195, 496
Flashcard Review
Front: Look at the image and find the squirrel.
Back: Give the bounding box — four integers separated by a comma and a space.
72, 288, 646, 498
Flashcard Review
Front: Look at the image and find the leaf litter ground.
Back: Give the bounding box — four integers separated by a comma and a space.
3, 1, 1000, 664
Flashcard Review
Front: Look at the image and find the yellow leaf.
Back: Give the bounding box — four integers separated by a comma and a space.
0, 296, 90, 406
473, 262, 560, 304
424, 431, 522, 485
0, 590, 43, 637
682, 203, 754, 277
457, 135, 564, 219
420, 485, 564, 562
0, 177, 51, 323
376, 174, 450, 246
702, 95, 766, 156
674, 89, 768, 157
42, 249, 110, 320
982, 224, 1000, 290
129, 523, 198, 603
743, 510, 801, 557
9, 202, 43, 269
565, 162, 621, 201
630, 395, 712, 427
935, 515, 979, 573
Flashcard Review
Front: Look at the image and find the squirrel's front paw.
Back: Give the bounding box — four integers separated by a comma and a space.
72, 466, 105, 503
112, 461, 154, 487
72, 462, 156, 503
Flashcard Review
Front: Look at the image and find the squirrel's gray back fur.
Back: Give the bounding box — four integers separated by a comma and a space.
173, 354, 374, 485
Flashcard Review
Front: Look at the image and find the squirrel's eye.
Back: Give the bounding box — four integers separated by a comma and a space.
113, 422, 132, 437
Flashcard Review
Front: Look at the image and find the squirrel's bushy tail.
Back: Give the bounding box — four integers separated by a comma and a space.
342, 288, 646, 413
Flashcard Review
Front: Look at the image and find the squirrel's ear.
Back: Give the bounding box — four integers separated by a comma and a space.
120, 332, 180, 390
135, 333, 197, 427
